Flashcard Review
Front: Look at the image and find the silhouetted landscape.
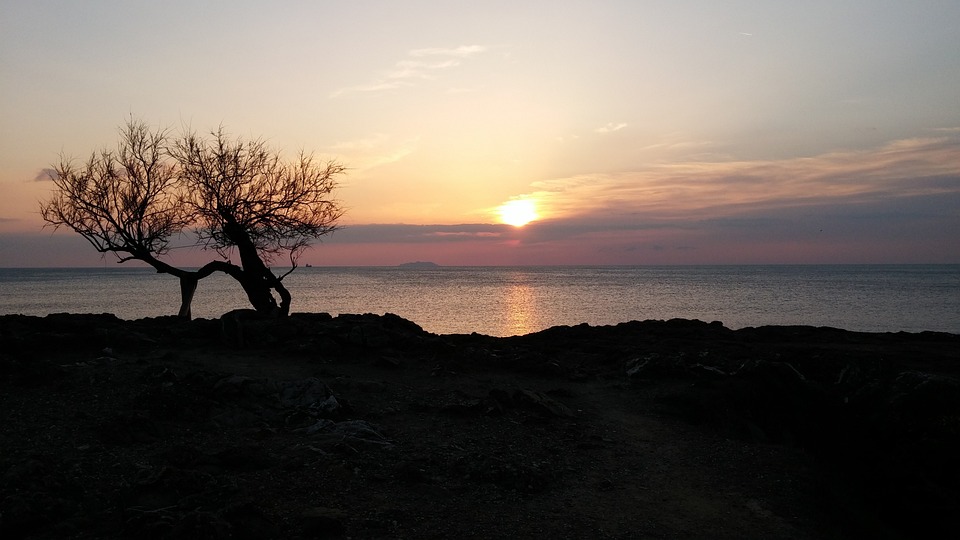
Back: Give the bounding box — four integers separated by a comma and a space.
2, 313, 958, 538
5, 4, 959, 538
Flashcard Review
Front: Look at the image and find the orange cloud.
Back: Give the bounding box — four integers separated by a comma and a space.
525, 136, 960, 223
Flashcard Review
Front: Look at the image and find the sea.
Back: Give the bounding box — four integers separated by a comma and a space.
1, 265, 958, 337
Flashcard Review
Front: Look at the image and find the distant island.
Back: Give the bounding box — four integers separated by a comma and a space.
398, 261, 440, 268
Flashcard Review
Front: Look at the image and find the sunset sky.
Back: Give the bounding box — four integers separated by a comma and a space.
2, 0, 959, 266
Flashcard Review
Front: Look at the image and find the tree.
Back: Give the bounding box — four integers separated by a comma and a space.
40, 118, 344, 318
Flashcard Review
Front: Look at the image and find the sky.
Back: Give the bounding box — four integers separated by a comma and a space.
2, 0, 959, 266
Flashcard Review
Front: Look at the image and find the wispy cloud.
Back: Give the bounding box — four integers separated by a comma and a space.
409, 45, 486, 58
326, 134, 419, 172
640, 135, 716, 154
320, 136, 959, 264
333, 80, 414, 95
594, 122, 628, 134
331, 45, 486, 97
387, 59, 460, 80
528, 136, 960, 223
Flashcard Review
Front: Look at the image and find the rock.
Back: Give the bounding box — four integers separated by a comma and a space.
376, 354, 403, 368
688, 363, 729, 377
211, 407, 264, 428
214, 375, 277, 398
123, 501, 278, 540
486, 388, 515, 413
219, 309, 264, 348
438, 396, 485, 416
329, 420, 390, 443
625, 353, 684, 378
302, 420, 393, 452
169, 509, 232, 538
296, 418, 336, 435
207, 445, 277, 472
335, 312, 429, 349
302, 506, 347, 538
278, 378, 342, 420
96, 410, 163, 445
278, 377, 335, 408
888, 370, 960, 417
513, 389, 575, 418
355, 379, 387, 393
127, 466, 223, 511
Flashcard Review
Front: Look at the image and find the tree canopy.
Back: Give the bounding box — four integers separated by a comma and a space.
41, 118, 344, 318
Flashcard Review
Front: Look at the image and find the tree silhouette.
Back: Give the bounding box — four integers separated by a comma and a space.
41, 118, 344, 318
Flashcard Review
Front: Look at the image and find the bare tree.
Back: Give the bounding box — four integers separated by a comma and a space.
170, 126, 344, 315
40, 118, 344, 318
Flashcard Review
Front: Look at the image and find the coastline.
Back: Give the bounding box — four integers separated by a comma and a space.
3, 264, 959, 335
2, 313, 958, 538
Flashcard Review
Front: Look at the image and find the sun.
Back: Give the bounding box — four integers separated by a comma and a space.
497, 199, 539, 227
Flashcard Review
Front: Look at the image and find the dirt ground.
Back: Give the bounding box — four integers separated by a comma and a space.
2, 313, 958, 539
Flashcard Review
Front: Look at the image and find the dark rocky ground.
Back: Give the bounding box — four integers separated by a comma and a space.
1, 312, 958, 539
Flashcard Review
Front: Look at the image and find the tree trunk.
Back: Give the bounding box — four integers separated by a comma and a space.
237, 272, 280, 317
134, 249, 282, 319
134, 253, 199, 320
178, 276, 199, 319
223, 220, 284, 317
275, 280, 292, 317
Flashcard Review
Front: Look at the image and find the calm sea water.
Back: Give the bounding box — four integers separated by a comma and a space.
1, 265, 958, 336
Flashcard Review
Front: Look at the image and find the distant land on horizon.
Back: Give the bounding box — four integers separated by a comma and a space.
398, 261, 440, 268
3, 262, 960, 270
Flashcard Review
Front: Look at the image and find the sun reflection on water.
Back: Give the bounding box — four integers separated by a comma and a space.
503, 277, 537, 336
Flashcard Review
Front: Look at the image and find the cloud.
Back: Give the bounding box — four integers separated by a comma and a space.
328, 134, 391, 152
595, 122, 627, 134
332, 81, 413, 95
326, 134, 419, 171
331, 45, 486, 97
326, 223, 509, 244
0, 230, 104, 267
640, 137, 716, 153
526, 136, 960, 223
411, 135, 959, 262
409, 45, 486, 58
386, 59, 460, 80
33, 168, 58, 182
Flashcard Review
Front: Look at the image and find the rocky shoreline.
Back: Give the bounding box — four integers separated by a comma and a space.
2, 313, 958, 539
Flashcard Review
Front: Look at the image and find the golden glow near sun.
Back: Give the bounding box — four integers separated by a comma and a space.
498, 199, 539, 227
